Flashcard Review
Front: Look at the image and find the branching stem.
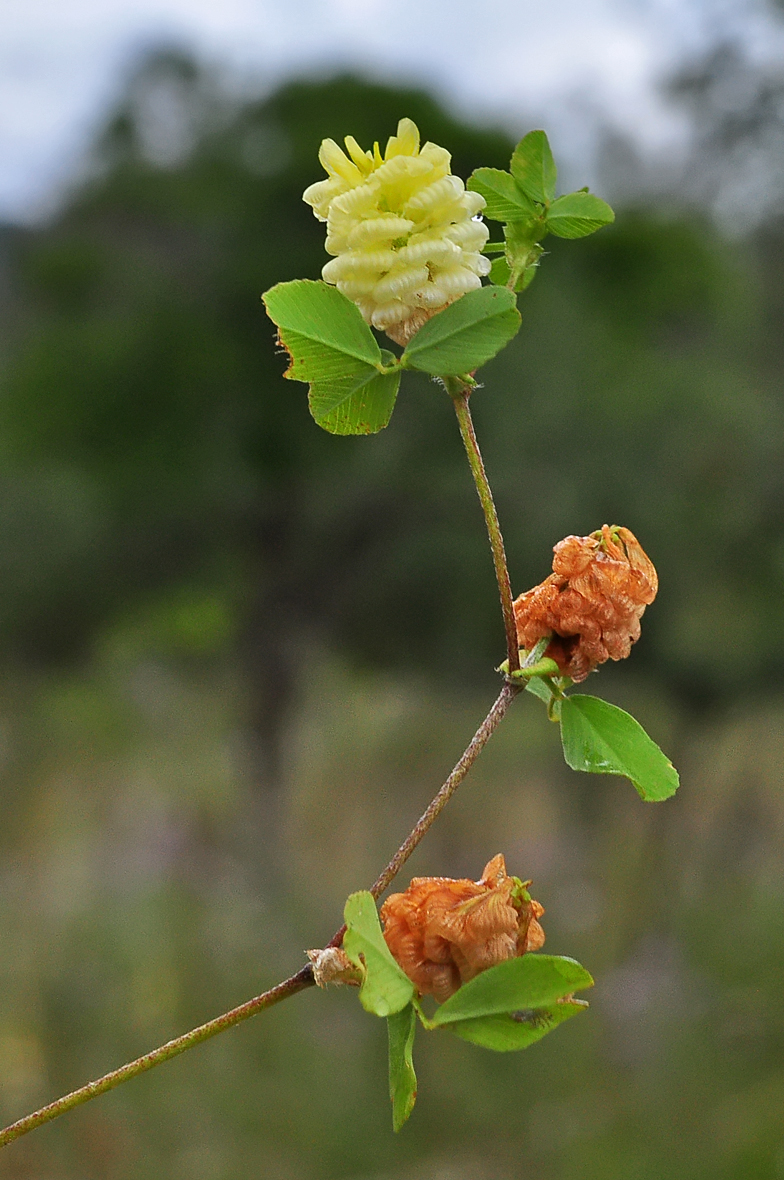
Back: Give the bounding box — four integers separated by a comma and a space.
0, 378, 524, 1150
0, 683, 520, 1149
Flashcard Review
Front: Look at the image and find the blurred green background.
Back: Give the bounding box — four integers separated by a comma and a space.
2, 47, 784, 1180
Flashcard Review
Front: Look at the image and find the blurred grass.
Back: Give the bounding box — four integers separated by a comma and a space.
0, 641, 783, 1179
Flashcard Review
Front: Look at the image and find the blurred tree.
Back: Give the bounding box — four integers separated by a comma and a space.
2, 48, 784, 812
669, 34, 784, 229
0, 52, 514, 818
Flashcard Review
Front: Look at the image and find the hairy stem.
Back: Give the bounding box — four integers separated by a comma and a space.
1, 680, 521, 1149
0, 967, 314, 1148
449, 385, 520, 673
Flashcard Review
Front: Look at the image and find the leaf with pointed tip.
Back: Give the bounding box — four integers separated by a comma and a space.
343, 891, 415, 1017
560, 695, 679, 801
446, 999, 588, 1050
546, 192, 615, 239
387, 1004, 417, 1131
431, 954, 593, 1025
468, 168, 538, 223
308, 368, 401, 435
401, 287, 520, 376
510, 131, 557, 204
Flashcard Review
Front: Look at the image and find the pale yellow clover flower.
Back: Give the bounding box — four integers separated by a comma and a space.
302, 118, 491, 344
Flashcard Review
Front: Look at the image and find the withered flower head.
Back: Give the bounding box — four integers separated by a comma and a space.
513, 525, 658, 683
380, 854, 545, 1003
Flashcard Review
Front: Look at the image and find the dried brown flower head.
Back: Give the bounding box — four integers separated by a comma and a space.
380, 854, 545, 1003
513, 525, 658, 683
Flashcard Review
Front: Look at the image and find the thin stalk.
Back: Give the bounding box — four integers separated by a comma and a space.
450, 386, 520, 673
1, 682, 521, 1149
327, 681, 519, 947
0, 967, 314, 1148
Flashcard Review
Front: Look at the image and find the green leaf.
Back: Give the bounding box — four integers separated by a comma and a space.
502, 221, 546, 291
401, 287, 521, 376
308, 368, 401, 435
517, 263, 540, 292
446, 999, 588, 1051
431, 954, 593, 1025
343, 891, 415, 1017
263, 281, 402, 435
263, 280, 383, 380
468, 169, 538, 223
489, 256, 511, 287
559, 694, 679, 801
510, 131, 557, 204
546, 192, 615, 239
525, 675, 553, 705
387, 1004, 417, 1131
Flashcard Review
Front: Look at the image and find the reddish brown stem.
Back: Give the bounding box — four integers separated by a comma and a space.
0, 681, 520, 1150
0, 378, 524, 1150
0, 967, 314, 1148
328, 681, 520, 947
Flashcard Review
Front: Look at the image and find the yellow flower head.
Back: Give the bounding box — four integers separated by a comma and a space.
303, 118, 490, 344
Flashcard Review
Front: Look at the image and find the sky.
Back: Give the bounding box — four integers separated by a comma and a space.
0, 0, 782, 223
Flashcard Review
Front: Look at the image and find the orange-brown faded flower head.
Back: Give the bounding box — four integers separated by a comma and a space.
380, 854, 545, 1003
513, 525, 658, 683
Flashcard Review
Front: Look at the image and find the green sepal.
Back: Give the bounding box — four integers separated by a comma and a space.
387, 1004, 417, 1131
559, 694, 679, 801
430, 954, 593, 1025
510, 131, 557, 204
343, 891, 415, 1017
400, 286, 520, 376
446, 999, 588, 1051
508, 657, 561, 681
468, 168, 538, 223
546, 192, 615, 239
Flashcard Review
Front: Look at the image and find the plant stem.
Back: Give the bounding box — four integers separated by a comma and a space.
449, 385, 520, 673
327, 681, 520, 947
0, 967, 314, 1148
0, 406, 526, 1148
0, 679, 521, 1150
